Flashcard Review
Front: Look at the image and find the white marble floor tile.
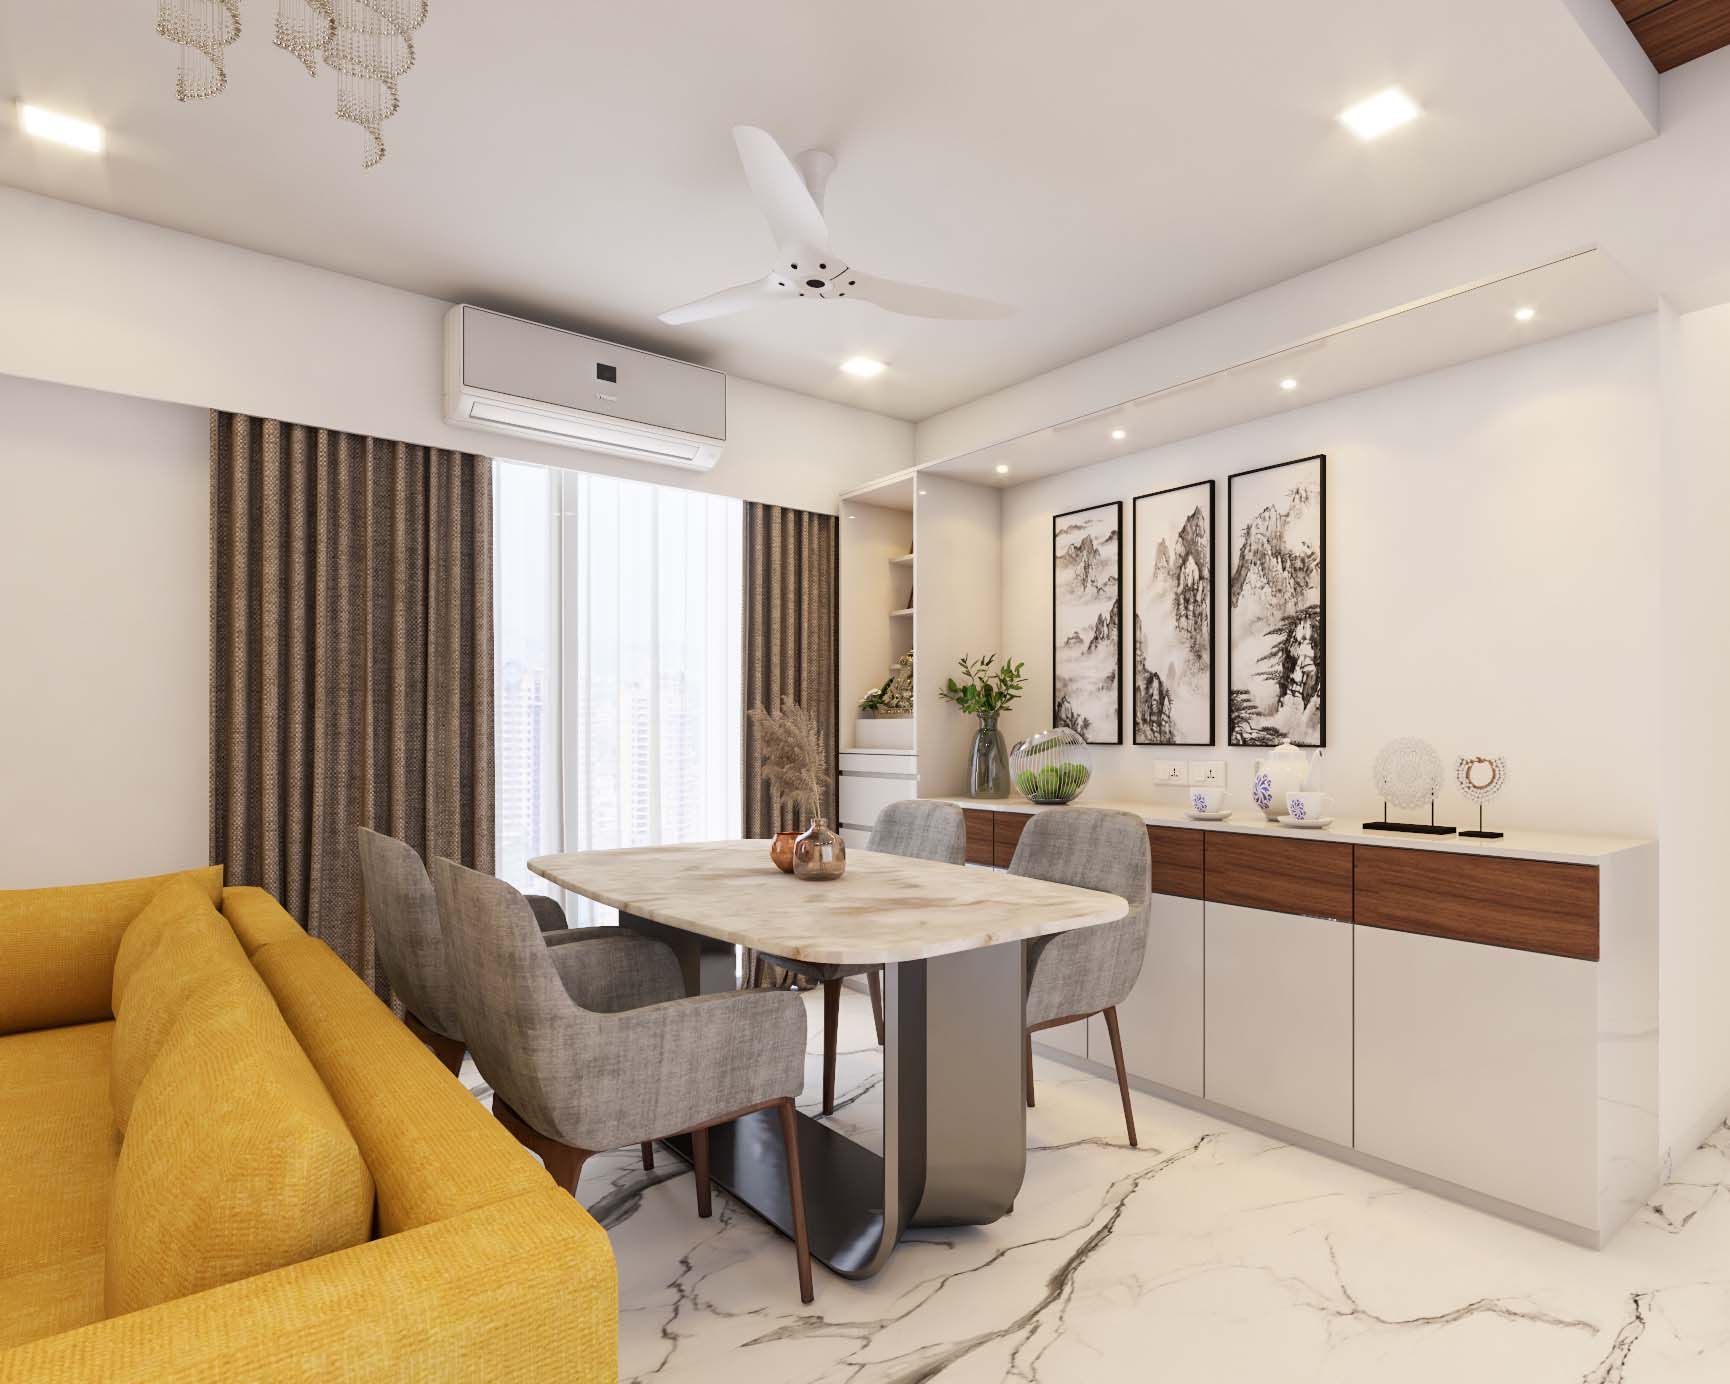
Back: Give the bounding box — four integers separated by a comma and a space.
469, 988, 1730, 1384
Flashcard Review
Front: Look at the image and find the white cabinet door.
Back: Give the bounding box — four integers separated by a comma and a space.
1204, 902, 1352, 1145
837, 772, 916, 832
1354, 925, 1598, 1229
1089, 892, 1203, 1096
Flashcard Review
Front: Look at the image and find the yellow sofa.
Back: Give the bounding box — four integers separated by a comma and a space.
0, 868, 617, 1382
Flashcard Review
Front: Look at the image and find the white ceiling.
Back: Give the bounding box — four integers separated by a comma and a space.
0, 1, 1657, 421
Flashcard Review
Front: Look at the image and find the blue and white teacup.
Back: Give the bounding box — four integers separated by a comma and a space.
1286, 791, 1332, 821
1190, 786, 1225, 814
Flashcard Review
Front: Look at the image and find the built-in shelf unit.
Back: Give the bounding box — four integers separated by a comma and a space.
837, 470, 1003, 845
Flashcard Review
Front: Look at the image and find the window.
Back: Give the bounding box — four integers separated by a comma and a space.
494, 461, 743, 917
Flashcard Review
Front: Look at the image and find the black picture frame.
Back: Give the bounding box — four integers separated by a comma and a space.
1131, 478, 1215, 746
1051, 499, 1123, 745
1226, 454, 1326, 749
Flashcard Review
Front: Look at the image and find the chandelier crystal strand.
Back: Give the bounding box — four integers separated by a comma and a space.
273, 0, 334, 77
156, 0, 242, 102
326, 0, 426, 167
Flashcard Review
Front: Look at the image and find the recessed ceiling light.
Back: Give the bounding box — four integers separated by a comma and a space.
840, 356, 886, 379
1514, 306, 1536, 323
1280, 377, 1299, 392
1110, 428, 1127, 441
19, 103, 104, 153
995, 464, 1010, 475
1338, 87, 1420, 141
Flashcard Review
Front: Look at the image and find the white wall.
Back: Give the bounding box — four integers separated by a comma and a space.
1659, 299, 1730, 1167
0, 186, 912, 516
996, 315, 1663, 840
0, 373, 209, 887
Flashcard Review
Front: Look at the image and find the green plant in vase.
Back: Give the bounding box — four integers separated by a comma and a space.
938, 654, 1025, 799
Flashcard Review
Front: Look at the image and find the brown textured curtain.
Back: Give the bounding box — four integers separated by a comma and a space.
209, 412, 494, 992
743, 502, 840, 836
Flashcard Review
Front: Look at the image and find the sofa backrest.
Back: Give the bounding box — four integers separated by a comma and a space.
248, 933, 552, 1235
0, 866, 224, 1036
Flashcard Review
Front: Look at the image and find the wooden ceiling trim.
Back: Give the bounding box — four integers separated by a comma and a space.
1621, 0, 1730, 72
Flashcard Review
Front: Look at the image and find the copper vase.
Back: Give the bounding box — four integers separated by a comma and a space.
769, 830, 799, 874
792, 818, 846, 882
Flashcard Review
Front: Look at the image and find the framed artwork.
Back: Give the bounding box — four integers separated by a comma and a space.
1132, 479, 1214, 745
1052, 500, 1122, 745
1227, 454, 1325, 748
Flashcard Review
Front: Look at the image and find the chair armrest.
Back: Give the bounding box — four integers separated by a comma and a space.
565, 988, 807, 1149
0, 1188, 615, 1383
524, 894, 569, 933
546, 932, 686, 1013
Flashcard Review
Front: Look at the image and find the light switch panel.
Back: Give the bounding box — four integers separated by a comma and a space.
1189, 760, 1226, 786
1153, 759, 1187, 786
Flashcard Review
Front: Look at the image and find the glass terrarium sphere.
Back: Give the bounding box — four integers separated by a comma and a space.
1009, 728, 1094, 805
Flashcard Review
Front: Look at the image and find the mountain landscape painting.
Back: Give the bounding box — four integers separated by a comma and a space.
1053, 501, 1122, 744
1227, 455, 1325, 748
1132, 480, 1214, 745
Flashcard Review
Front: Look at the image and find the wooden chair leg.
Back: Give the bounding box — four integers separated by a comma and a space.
692, 1126, 713, 1218
822, 979, 840, 1116
867, 968, 886, 1045
641, 1141, 655, 1171
752, 954, 767, 988
775, 1098, 814, 1303
403, 1010, 465, 1077
1024, 1030, 1036, 1108
1103, 1006, 1138, 1148
492, 1096, 592, 1193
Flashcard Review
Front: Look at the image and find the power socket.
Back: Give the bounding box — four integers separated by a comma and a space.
1189, 760, 1226, 786
1153, 759, 1187, 787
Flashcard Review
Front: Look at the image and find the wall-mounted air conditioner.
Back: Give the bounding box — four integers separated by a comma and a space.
444, 305, 726, 471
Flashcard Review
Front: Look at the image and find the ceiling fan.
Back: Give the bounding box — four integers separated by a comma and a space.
659, 126, 1015, 326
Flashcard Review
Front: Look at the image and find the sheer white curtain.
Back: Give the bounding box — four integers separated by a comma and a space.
494, 460, 743, 919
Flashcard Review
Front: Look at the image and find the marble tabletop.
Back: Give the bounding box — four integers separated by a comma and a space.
529, 840, 1129, 966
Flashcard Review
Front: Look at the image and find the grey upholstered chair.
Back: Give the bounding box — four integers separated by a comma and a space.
356, 828, 578, 1073
753, 799, 967, 1114
431, 858, 816, 1302
1009, 808, 1150, 1146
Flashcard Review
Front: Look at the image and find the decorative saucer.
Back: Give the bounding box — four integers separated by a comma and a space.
1278, 814, 1334, 829
1185, 809, 1232, 821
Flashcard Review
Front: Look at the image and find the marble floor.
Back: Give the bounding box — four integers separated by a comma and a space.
469, 989, 1730, 1383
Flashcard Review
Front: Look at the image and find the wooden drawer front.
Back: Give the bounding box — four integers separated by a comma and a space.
1148, 825, 1203, 899
963, 810, 996, 866
993, 811, 1030, 868
1354, 847, 1599, 961
1203, 832, 1353, 920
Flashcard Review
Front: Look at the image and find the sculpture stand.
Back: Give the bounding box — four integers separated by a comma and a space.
1361, 800, 1458, 836
1458, 804, 1503, 840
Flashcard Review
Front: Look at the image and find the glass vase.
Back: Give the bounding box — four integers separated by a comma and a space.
969, 715, 1010, 799
792, 818, 847, 881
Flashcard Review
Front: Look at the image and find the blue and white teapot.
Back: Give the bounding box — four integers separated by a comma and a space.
1250, 742, 1311, 821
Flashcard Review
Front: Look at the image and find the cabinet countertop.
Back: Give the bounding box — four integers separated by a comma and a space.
928, 796, 1652, 866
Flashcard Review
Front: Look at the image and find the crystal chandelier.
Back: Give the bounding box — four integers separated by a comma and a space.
155, 0, 428, 167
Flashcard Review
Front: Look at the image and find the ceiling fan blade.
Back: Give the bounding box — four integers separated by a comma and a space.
848, 272, 1015, 320
733, 125, 830, 254
659, 278, 777, 325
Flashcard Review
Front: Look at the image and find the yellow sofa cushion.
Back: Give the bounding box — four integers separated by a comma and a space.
0, 1023, 118, 1349
0, 866, 223, 1036
221, 886, 306, 955
105, 964, 375, 1316
109, 878, 249, 1131
250, 935, 552, 1236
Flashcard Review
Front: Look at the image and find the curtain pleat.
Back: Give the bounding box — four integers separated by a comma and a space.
210, 413, 494, 993
742, 502, 839, 836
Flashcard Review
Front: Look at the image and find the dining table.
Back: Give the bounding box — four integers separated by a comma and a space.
529, 838, 1128, 1280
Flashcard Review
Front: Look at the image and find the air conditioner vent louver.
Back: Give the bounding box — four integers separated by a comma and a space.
444, 306, 726, 472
